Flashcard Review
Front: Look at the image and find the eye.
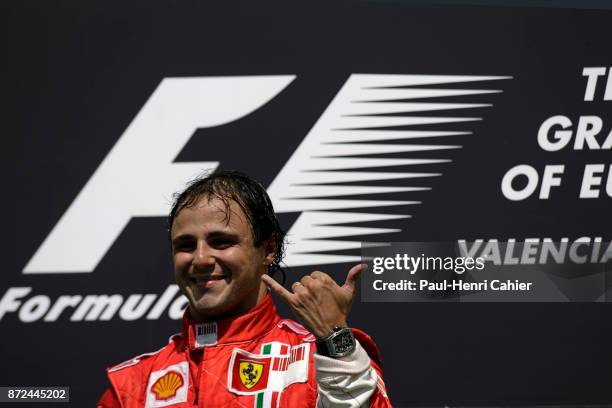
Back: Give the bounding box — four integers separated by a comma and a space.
210, 238, 236, 249
173, 241, 195, 253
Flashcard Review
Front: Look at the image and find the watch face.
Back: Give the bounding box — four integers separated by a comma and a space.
331, 331, 354, 354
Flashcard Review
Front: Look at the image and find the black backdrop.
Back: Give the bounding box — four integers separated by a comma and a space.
2, 1, 612, 406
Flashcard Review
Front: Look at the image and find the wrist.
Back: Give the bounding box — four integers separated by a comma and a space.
314, 320, 348, 339
315, 327, 356, 358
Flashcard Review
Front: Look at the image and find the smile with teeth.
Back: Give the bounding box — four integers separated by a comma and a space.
190, 275, 226, 289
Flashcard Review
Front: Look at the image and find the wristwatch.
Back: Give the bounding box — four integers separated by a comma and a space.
315, 327, 356, 358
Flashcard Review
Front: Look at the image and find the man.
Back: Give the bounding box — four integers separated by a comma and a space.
98, 170, 391, 407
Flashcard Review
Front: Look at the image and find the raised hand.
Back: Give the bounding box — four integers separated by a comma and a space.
261, 264, 366, 339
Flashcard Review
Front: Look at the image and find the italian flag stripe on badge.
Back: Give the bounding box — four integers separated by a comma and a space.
256, 393, 264, 408
254, 343, 270, 408
251, 341, 310, 408
255, 343, 280, 408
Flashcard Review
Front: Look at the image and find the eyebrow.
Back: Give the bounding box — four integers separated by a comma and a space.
171, 230, 240, 244
206, 231, 241, 243
171, 234, 192, 245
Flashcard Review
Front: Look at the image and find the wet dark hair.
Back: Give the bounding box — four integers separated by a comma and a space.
168, 170, 286, 282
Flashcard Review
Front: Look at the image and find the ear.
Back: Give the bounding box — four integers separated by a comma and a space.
262, 238, 277, 268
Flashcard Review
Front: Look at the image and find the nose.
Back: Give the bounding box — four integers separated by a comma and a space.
192, 240, 215, 270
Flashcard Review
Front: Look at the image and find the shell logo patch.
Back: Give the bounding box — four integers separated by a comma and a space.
144, 361, 189, 408
151, 370, 184, 400
239, 360, 264, 389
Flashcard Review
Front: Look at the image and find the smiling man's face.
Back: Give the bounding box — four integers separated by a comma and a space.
170, 196, 273, 321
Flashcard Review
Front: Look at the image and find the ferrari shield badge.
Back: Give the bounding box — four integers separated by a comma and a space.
228, 343, 310, 397
229, 350, 271, 394
239, 360, 264, 389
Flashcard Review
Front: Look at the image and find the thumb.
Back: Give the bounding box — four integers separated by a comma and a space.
261, 274, 293, 303
343, 263, 367, 293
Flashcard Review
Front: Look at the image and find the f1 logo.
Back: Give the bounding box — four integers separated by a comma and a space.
24, 73, 508, 274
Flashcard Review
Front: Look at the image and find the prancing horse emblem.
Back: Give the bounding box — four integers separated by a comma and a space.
239, 361, 264, 389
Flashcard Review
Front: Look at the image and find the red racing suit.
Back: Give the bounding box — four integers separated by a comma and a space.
98, 295, 391, 407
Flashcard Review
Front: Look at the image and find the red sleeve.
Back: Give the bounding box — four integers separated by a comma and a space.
97, 387, 121, 408
353, 328, 393, 407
